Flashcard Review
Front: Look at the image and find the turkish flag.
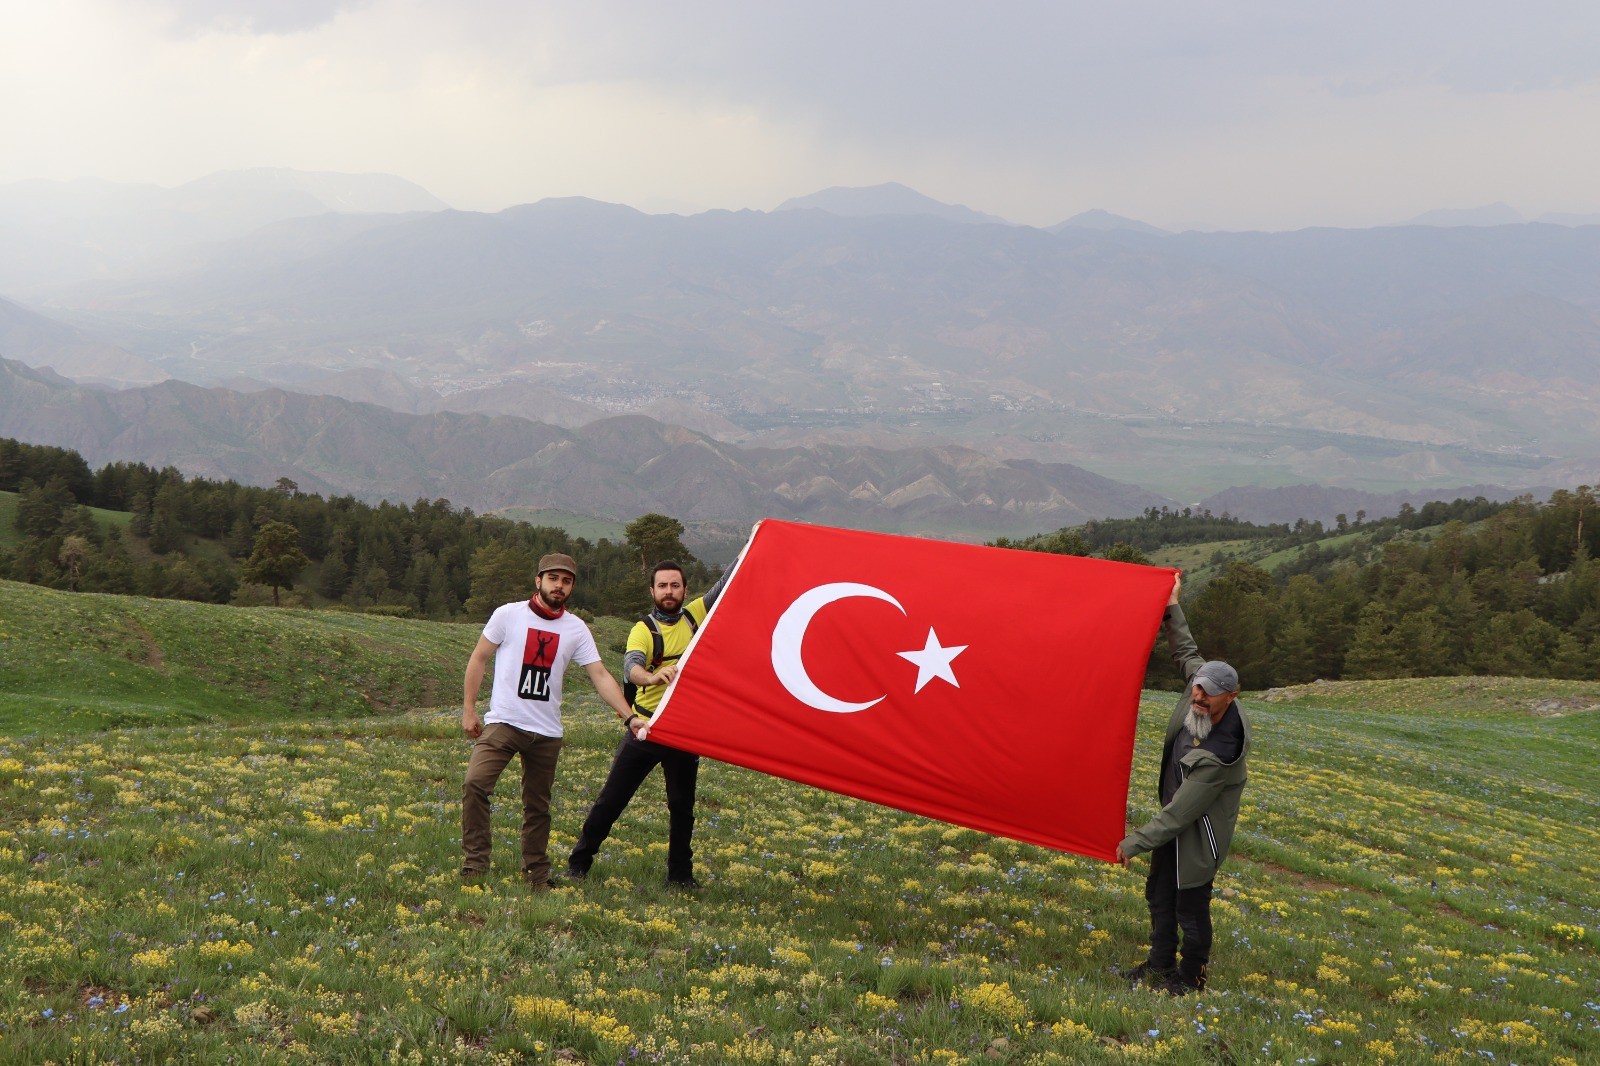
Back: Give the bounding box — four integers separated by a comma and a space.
645, 520, 1175, 861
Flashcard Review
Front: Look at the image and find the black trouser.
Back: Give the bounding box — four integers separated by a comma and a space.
1143, 840, 1214, 980
569, 732, 700, 881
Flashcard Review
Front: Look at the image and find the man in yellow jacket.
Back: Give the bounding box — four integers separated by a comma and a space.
567, 560, 728, 888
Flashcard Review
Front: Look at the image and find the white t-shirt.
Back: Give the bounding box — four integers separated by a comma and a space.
481, 600, 602, 737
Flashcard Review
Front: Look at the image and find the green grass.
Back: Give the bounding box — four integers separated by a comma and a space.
1, 583, 1598, 1062
0, 580, 483, 733
0, 490, 132, 552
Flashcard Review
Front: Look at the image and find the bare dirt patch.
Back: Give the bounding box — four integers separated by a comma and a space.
124, 622, 165, 673
1528, 696, 1599, 717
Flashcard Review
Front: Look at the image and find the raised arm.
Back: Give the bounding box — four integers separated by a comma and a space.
1163, 574, 1205, 684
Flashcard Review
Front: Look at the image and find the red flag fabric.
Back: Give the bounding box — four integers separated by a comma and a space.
645, 520, 1175, 861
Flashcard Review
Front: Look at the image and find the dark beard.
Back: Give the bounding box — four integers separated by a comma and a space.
1185, 706, 1213, 741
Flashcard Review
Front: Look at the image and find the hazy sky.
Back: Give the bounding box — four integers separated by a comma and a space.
5, 0, 1600, 230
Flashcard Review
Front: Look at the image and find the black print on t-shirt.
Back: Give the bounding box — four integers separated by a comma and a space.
519, 628, 560, 701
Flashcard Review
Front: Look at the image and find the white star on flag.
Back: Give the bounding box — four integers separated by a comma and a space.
897, 628, 968, 694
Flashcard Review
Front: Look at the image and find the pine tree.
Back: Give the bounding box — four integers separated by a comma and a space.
465, 543, 535, 619
241, 521, 311, 607
424, 565, 461, 619
1343, 602, 1403, 679
625, 513, 690, 573
225, 514, 255, 558
147, 483, 187, 554
318, 552, 351, 600
1187, 562, 1276, 686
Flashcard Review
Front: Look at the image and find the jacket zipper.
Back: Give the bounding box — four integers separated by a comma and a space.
1174, 763, 1184, 880
1176, 760, 1221, 866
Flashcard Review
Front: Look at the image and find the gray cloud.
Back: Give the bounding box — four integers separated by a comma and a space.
158, 0, 371, 36
514, 2, 1600, 128
9, 1, 1600, 229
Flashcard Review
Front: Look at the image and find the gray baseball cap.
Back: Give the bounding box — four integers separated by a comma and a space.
1194, 661, 1239, 696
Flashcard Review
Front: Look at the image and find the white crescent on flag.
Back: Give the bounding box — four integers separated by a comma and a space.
769, 582, 971, 712
770, 582, 903, 713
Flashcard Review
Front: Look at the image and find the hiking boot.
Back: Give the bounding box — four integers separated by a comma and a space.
460, 870, 488, 885
565, 864, 589, 882
665, 874, 702, 891
1122, 961, 1177, 988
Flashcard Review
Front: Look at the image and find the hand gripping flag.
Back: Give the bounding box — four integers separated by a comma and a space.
645, 520, 1176, 861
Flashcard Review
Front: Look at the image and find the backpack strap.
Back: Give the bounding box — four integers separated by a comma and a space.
644, 614, 666, 669
623, 612, 696, 712
623, 614, 664, 711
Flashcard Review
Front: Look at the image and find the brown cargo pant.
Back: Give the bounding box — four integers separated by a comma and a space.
461, 722, 563, 884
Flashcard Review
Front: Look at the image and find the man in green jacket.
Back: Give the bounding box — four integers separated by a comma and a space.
1117, 575, 1251, 996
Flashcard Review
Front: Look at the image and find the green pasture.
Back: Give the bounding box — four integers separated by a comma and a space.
1153, 521, 1462, 588
0, 581, 480, 733
1, 582, 1597, 1063
0, 489, 132, 552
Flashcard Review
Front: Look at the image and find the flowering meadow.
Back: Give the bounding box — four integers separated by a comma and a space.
2, 581, 1598, 1063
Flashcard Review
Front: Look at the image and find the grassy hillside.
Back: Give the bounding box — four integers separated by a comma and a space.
0, 581, 472, 733
0, 580, 639, 734
1148, 521, 1462, 588
1, 585, 1597, 1062
0, 488, 132, 551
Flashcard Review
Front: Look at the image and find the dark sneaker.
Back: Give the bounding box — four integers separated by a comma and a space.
1163, 969, 1207, 996
665, 875, 702, 891
1122, 961, 1177, 988
565, 865, 589, 881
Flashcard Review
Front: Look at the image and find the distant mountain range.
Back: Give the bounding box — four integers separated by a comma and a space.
3, 175, 1598, 516
0, 295, 167, 385
0, 168, 447, 295
776, 182, 1013, 226
21, 193, 1597, 456
1396, 202, 1600, 227
1048, 209, 1166, 235
0, 357, 1167, 541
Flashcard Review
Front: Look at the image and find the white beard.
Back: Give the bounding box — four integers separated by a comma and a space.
1185, 706, 1214, 741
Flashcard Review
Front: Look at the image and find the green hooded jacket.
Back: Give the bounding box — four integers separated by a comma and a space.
1118, 604, 1251, 889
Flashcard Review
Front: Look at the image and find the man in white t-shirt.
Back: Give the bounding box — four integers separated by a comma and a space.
460, 552, 638, 888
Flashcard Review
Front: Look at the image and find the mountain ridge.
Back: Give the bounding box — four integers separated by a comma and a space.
0, 357, 1166, 537
8, 182, 1599, 498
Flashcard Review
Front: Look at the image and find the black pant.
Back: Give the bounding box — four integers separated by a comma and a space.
1144, 840, 1214, 980
569, 732, 700, 880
